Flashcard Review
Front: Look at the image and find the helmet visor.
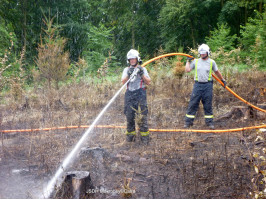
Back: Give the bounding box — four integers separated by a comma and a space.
199, 50, 208, 55
128, 55, 138, 60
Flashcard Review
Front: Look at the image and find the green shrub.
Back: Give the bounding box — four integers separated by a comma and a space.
35, 17, 70, 89
0, 20, 17, 58
206, 23, 237, 52
83, 23, 115, 72
239, 11, 265, 68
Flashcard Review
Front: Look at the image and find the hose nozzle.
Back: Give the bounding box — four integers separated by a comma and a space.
129, 67, 139, 82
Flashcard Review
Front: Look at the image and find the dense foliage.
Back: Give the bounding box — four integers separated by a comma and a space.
0, 0, 265, 88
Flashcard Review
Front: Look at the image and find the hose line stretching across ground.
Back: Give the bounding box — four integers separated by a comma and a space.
0, 53, 265, 134
1, 124, 266, 134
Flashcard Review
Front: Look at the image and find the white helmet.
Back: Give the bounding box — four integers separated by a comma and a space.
127, 49, 141, 63
198, 44, 210, 55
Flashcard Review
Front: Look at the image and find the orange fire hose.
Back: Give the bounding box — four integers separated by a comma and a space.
1, 124, 265, 134
0, 53, 265, 134
142, 52, 266, 113
149, 124, 266, 133
0, 125, 125, 133
212, 74, 266, 112
142, 53, 194, 67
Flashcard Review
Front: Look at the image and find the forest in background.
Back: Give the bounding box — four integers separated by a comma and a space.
0, 0, 265, 91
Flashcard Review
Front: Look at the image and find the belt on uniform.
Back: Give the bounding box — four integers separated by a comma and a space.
194, 81, 213, 84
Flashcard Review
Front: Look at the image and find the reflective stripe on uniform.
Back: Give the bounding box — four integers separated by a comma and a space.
195, 59, 199, 81
126, 131, 136, 135
208, 61, 213, 81
140, 131, 149, 136
186, 114, 195, 118
195, 59, 213, 81
204, 115, 214, 118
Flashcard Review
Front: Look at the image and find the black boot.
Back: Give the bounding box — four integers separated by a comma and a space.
184, 123, 193, 128
207, 123, 215, 129
126, 134, 136, 142
141, 135, 150, 145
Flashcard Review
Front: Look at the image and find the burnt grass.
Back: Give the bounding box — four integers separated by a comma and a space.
0, 68, 265, 198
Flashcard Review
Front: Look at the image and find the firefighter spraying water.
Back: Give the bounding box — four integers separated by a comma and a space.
42, 53, 144, 198
121, 49, 151, 144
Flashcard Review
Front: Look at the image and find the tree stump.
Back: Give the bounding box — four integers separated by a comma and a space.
54, 171, 94, 199
217, 106, 249, 121
257, 104, 266, 120
0, 110, 2, 127
216, 105, 266, 122
258, 104, 266, 110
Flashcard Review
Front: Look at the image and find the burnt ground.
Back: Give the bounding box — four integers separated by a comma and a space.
0, 69, 265, 198
74, 132, 250, 198
1, 105, 265, 199
71, 122, 265, 199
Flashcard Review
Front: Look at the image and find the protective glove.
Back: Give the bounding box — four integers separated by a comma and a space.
221, 79, 227, 88
127, 67, 135, 77
137, 66, 144, 77
187, 56, 194, 62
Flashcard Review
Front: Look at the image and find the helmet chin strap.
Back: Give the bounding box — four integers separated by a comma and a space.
202, 53, 208, 59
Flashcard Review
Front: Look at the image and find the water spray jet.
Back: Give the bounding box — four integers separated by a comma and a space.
42, 53, 265, 198
42, 68, 139, 198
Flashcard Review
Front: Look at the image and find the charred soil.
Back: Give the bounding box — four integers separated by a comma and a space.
0, 68, 265, 198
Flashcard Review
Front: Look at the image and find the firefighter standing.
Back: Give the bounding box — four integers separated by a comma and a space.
121, 49, 151, 144
184, 44, 226, 129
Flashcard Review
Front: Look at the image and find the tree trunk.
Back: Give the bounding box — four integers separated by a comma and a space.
54, 171, 94, 198
244, 1, 248, 25
21, 0, 27, 53
131, 1, 136, 49
132, 26, 135, 49
216, 105, 266, 122
190, 20, 195, 49
259, 2, 262, 13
